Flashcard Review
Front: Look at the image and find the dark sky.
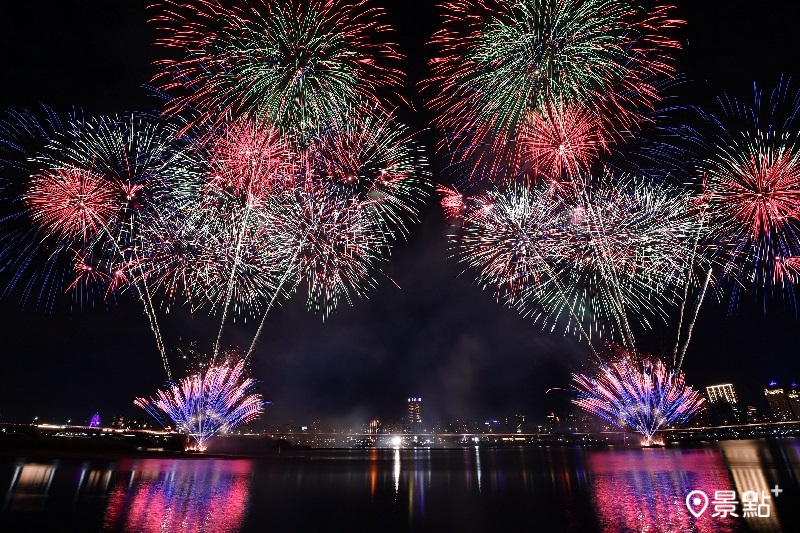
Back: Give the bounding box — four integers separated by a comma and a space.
1, 1, 800, 428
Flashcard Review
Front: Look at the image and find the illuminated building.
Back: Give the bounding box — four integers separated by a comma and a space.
368, 419, 381, 435
705, 384, 740, 425
787, 383, 800, 420
765, 382, 795, 422
706, 384, 738, 404
688, 406, 712, 428
407, 397, 422, 434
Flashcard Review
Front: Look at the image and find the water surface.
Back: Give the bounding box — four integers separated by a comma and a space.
3, 439, 800, 532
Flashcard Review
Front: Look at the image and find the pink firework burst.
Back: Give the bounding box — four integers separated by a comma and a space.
135, 358, 266, 452
437, 185, 466, 220
519, 101, 608, 182
205, 118, 298, 205
25, 166, 120, 241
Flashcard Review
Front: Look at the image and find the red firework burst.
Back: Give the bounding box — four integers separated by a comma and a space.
205, 119, 297, 205
519, 101, 607, 181
25, 166, 120, 241
705, 147, 800, 239
438, 185, 465, 220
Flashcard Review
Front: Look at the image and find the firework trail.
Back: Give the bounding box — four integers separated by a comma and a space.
199, 118, 297, 359
135, 111, 428, 360
149, 0, 403, 132
427, 0, 683, 183
572, 345, 704, 446
135, 357, 266, 451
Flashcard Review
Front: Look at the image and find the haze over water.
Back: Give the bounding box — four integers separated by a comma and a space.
3, 439, 800, 532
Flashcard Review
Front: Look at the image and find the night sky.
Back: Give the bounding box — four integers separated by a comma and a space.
1, 1, 800, 429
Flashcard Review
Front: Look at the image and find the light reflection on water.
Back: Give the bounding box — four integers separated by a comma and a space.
1, 440, 799, 532
102, 459, 252, 533
588, 446, 737, 532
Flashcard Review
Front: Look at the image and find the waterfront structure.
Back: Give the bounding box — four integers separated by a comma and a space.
407, 398, 422, 434
765, 382, 795, 422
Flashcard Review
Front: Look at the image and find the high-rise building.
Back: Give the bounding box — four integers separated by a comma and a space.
765, 382, 794, 422
706, 384, 738, 404
407, 397, 422, 434
367, 419, 381, 435
705, 383, 740, 425
787, 383, 800, 420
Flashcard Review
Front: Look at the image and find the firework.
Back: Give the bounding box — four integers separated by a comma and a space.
1, 110, 203, 377
427, 0, 683, 181
304, 110, 429, 237
204, 117, 297, 206
572, 345, 704, 446
446, 173, 700, 344
135, 358, 266, 452
133, 111, 428, 359
518, 101, 608, 182
25, 166, 119, 241
150, 0, 402, 132
700, 82, 800, 295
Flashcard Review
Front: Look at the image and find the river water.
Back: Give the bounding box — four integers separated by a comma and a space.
2, 439, 800, 532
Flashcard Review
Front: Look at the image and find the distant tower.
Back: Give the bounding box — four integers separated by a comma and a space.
705, 384, 740, 425
368, 419, 381, 435
765, 382, 794, 422
514, 413, 527, 433
89, 413, 102, 428
407, 397, 422, 434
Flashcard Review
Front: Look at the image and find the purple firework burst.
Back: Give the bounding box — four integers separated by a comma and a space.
572, 346, 704, 446
134, 358, 266, 451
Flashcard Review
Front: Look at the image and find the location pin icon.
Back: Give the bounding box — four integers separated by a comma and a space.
686, 490, 709, 518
